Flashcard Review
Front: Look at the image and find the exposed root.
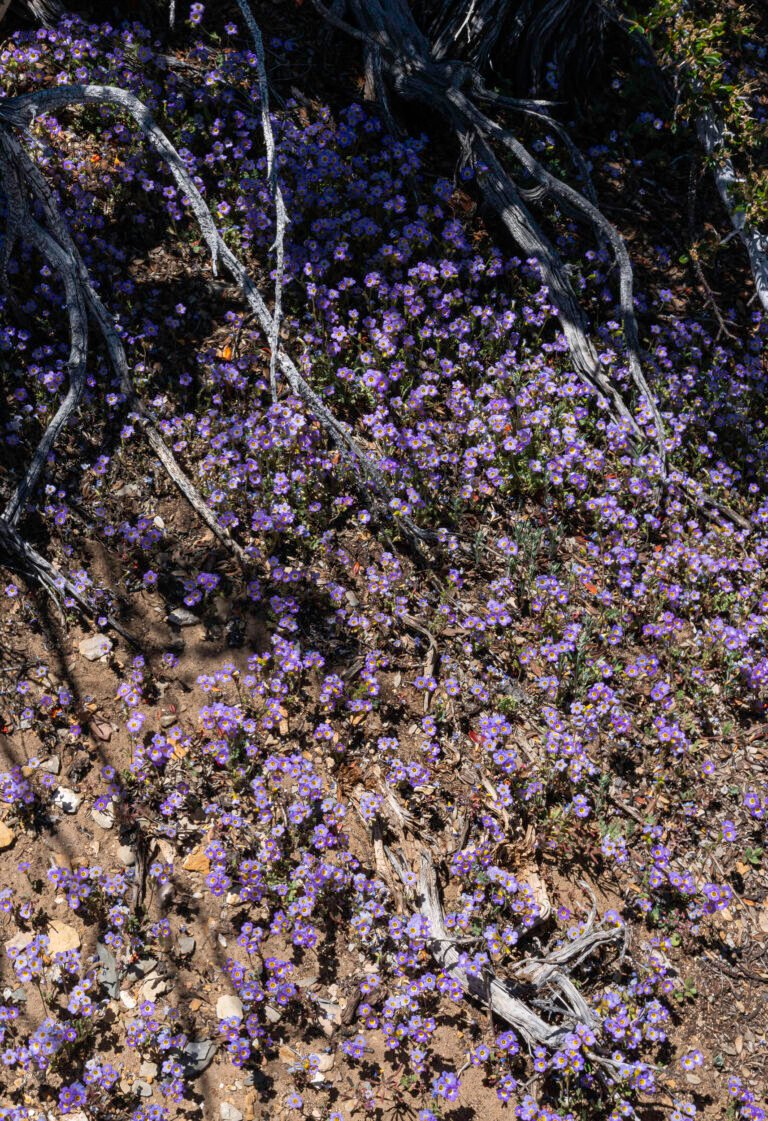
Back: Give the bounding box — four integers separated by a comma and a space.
387, 847, 622, 1052
0, 158, 88, 528
314, 0, 765, 537
0, 516, 137, 644
0, 116, 251, 574
0, 86, 435, 548
0, 70, 435, 614
234, 0, 288, 402
697, 112, 768, 315
312, 0, 668, 473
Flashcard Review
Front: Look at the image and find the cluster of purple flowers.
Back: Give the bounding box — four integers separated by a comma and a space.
0, 9, 765, 1121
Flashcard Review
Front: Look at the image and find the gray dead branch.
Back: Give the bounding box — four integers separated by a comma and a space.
387, 847, 623, 1055
697, 112, 768, 315
312, 0, 668, 472
0, 72, 436, 622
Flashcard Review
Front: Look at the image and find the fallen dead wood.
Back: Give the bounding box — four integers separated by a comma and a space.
697, 112, 768, 315
311, 0, 667, 472
0, 88, 434, 548
0, 72, 437, 623
234, 0, 288, 402
387, 846, 622, 1052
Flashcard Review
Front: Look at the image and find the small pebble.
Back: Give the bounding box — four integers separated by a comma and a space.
91, 805, 114, 830
216, 994, 244, 1021
78, 634, 113, 661
52, 787, 82, 814
167, 607, 200, 627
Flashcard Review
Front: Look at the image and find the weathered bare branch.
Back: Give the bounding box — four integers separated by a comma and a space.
0, 84, 435, 547
697, 112, 768, 315
234, 0, 288, 402
314, 1, 668, 473
387, 848, 621, 1052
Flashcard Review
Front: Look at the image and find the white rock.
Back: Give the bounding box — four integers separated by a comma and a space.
39, 756, 61, 774
221, 1105, 243, 1121
167, 607, 200, 627
5, 931, 34, 955
216, 994, 244, 1021
91, 804, 115, 830
52, 787, 82, 814
119, 990, 137, 1010
78, 634, 113, 661
47, 921, 80, 955
177, 935, 196, 957
117, 845, 136, 866
139, 974, 168, 1002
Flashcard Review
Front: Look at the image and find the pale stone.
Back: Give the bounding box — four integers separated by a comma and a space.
52, 787, 82, 814
117, 845, 136, 866
119, 990, 137, 1010
167, 607, 199, 627
39, 756, 61, 774
216, 994, 243, 1021
47, 921, 80, 955
5, 931, 34, 955
78, 634, 113, 661
91, 805, 114, 830
183, 848, 210, 874
221, 1105, 243, 1121
139, 974, 168, 1002
0, 822, 15, 849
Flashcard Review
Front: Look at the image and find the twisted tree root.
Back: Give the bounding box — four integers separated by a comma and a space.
386, 847, 624, 1055
697, 112, 768, 316
312, 0, 667, 473
234, 0, 288, 402
0, 87, 435, 548
0, 517, 137, 643
0, 116, 251, 574
0, 71, 438, 621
